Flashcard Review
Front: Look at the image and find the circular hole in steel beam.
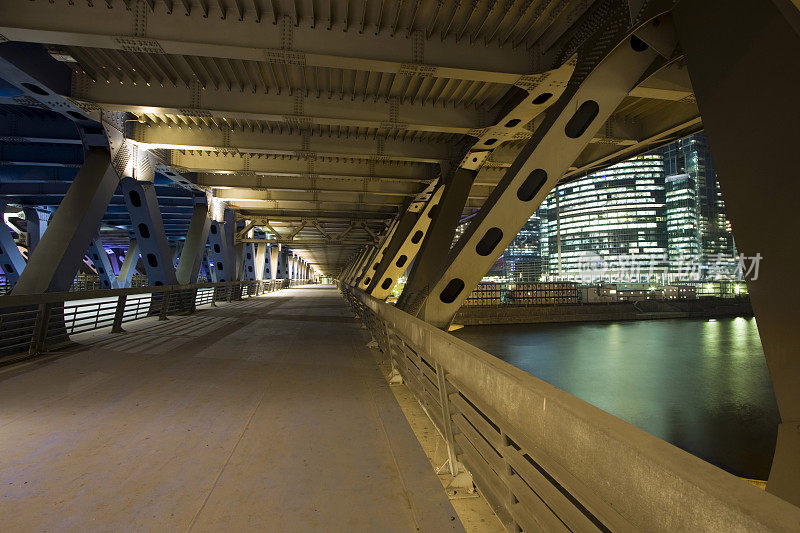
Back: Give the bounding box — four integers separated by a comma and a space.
517, 169, 547, 202
630, 35, 649, 52
128, 190, 142, 208
21, 82, 48, 95
440, 278, 465, 304
476, 227, 503, 256
564, 100, 599, 139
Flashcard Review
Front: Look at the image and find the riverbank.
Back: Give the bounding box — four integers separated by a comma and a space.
453, 297, 752, 326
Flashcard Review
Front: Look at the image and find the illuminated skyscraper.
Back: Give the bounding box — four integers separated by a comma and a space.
481, 133, 735, 283
539, 154, 668, 282
660, 133, 736, 278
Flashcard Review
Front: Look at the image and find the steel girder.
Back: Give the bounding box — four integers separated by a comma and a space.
242, 242, 257, 280
0, 202, 27, 285
269, 245, 279, 280
253, 241, 268, 281
341, 246, 369, 284
87, 235, 119, 289
0, 3, 534, 83
22, 208, 50, 253
277, 246, 289, 279
175, 202, 211, 284
672, 0, 800, 505
207, 220, 233, 282
397, 168, 477, 314
131, 123, 453, 162
368, 183, 444, 299
12, 149, 120, 294
416, 17, 677, 328
74, 79, 483, 136
117, 239, 140, 288
352, 218, 399, 287
121, 177, 179, 286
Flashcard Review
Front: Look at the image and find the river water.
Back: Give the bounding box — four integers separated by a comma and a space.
453, 317, 779, 480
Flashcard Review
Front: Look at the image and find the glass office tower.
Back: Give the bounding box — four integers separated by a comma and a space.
502, 213, 543, 282
660, 133, 736, 279
540, 154, 668, 282
472, 132, 736, 283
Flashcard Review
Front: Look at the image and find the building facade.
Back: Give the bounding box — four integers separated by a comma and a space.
485, 132, 737, 283
540, 154, 668, 282
660, 133, 736, 279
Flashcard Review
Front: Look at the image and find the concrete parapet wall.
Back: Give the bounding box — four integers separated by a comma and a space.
454, 298, 753, 326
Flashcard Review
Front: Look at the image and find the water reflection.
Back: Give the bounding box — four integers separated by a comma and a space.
453, 317, 779, 479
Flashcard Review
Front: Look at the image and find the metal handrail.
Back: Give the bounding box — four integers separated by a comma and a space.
340, 282, 800, 532
0, 278, 312, 363
0, 279, 302, 309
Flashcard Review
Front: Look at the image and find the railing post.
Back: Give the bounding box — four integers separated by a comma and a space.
28, 302, 53, 356
159, 290, 171, 321
435, 361, 459, 477
111, 294, 127, 333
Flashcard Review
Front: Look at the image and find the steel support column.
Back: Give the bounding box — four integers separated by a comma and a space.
339, 250, 359, 282
22, 207, 49, 254
121, 177, 178, 287
0, 201, 27, 285
242, 243, 257, 281
351, 219, 399, 287
87, 236, 118, 289
254, 242, 268, 281
207, 220, 232, 282
367, 183, 444, 299
278, 246, 292, 279
359, 183, 438, 293
398, 168, 477, 314
171, 242, 184, 268
343, 246, 370, 284
269, 245, 280, 280
13, 148, 119, 294
673, 0, 800, 505
175, 202, 211, 285
117, 239, 139, 288
416, 23, 672, 328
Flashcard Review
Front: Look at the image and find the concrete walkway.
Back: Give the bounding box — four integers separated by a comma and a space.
0, 285, 464, 532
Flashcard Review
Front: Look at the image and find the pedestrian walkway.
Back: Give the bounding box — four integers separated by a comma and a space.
0, 285, 464, 532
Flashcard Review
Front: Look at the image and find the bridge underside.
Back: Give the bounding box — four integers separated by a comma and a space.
1, 0, 800, 521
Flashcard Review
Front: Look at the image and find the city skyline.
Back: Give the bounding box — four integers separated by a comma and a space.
483, 132, 737, 283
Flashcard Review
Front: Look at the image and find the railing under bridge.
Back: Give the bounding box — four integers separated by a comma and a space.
0, 278, 308, 365
340, 283, 800, 532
